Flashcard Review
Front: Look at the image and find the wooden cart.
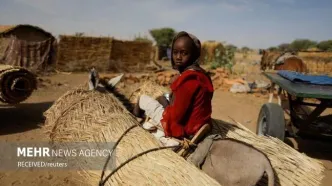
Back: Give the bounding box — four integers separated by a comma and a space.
256, 72, 332, 141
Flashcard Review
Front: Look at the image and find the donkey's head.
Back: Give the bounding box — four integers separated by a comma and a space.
88, 67, 124, 91
260, 50, 283, 71
88, 68, 133, 111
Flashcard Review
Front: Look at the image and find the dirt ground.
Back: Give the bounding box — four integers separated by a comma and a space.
0, 72, 331, 186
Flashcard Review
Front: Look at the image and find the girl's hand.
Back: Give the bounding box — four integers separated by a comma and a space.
156, 96, 169, 108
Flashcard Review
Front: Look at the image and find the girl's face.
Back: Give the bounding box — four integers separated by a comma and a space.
172, 36, 194, 70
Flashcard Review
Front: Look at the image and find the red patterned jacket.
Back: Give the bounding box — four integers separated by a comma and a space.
160, 69, 214, 138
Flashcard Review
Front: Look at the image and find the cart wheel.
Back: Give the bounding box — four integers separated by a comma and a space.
256, 103, 285, 141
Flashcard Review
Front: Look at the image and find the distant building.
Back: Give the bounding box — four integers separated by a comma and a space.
0, 24, 57, 72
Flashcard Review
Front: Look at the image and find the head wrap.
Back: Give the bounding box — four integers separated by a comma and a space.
170, 31, 201, 71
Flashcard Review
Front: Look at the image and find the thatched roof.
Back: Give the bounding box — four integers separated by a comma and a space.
0, 25, 16, 33
0, 24, 54, 38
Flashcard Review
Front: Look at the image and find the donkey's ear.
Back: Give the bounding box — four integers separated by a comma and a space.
107, 74, 124, 88
88, 68, 99, 90
262, 49, 266, 55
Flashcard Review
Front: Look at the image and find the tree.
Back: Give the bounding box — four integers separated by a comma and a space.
268, 47, 278, 52
75, 32, 84, 37
278, 43, 290, 51
240, 46, 250, 59
134, 33, 152, 43
289, 39, 317, 51
225, 44, 237, 52
241, 46, 250, 52
149, 28, 176, 47
317, 40, 332, 51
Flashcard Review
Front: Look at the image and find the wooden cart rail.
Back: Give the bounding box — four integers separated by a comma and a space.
257, 72, 332, 141
263, 72, 332, 99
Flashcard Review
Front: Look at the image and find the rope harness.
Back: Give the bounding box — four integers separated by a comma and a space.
98, 124, 197, 186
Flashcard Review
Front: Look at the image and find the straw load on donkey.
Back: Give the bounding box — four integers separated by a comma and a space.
42, 66, 324, 186
42, 71, 221, 186
130, 81, 325, 186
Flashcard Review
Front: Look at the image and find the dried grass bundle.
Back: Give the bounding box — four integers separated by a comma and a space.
298, 52, 332, 74
128, 80, 170, 104
131, 82, 325, 186
201, 41, 225, 64
42, 86, 222, 186
0, 65, 37, 104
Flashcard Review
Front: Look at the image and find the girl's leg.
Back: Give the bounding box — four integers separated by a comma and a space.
138, 94, 164, 126
138, 95, 180, 147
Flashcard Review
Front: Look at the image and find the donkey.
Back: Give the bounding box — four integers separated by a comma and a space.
187, 135, 275, 186
260, 50, 307, 72
260, 50, 308, 105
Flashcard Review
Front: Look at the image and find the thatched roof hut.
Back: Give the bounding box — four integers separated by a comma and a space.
0, 24, 57, 72
0, 24, 55, 41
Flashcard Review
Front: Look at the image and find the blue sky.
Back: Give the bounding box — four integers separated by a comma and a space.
0, 0, 331, 49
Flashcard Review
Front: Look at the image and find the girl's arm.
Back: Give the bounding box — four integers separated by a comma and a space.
163, 79, 199, 126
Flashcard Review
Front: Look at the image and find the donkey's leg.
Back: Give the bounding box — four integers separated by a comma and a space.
277, 86, 282, 106
268, 83, 275, 103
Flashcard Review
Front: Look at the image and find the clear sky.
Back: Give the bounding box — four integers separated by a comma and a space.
0, 0, 331, 49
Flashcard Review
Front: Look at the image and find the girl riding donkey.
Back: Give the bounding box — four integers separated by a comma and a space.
133, 31, 214, 146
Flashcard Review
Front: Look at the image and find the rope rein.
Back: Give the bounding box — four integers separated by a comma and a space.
99, 124, 138, 185
98, 123, 196, 186
99, 145, 180, 186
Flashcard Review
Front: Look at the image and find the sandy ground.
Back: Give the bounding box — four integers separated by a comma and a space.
0, 72, 331, 186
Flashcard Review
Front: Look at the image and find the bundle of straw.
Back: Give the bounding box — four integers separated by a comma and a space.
128, 80, 170, 104
201, 41, 225, 64
42, 86, 222, 186
130, 82, 325, 186
0, 65, 37, 104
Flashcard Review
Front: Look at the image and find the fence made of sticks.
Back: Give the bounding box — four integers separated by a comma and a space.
56, 35, 153, 72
